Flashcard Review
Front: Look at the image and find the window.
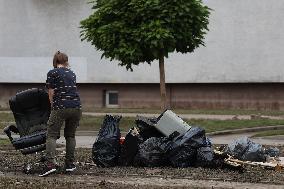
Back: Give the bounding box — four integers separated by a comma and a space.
105, 91, 119, 108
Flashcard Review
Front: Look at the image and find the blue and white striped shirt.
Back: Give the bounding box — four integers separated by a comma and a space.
46, 67, 81, 110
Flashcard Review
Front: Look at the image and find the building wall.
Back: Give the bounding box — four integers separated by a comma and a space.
0, 0, 284, 83
1, 83, 284, 110
170, 83, 284, 110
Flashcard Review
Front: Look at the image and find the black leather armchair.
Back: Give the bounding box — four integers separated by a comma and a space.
3, 88, 50, 155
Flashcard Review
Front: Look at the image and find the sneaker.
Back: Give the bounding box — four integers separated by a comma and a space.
65, 163, 76, 172
39, 163, 57, 177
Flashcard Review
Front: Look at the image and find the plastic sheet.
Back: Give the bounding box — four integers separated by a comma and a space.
265, 147, 280, 157
224, 137, 266, 162
92, 115, 121, 167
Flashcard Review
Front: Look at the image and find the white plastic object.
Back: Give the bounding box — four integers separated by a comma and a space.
154, 110, 191, 137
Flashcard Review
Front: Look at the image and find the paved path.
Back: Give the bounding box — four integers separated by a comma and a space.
72, 133, 284, 148
211, 133, 284, 146
1, 111, 284, 148
2, 132, 283, 149
83, 112, 284, 120
62, 134, 284, 148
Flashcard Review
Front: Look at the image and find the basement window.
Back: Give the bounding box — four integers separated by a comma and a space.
105, 91, 119, 108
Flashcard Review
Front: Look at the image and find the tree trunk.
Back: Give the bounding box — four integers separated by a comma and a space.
159, 53, 167, 110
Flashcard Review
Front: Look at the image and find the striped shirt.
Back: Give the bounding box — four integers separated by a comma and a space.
46, 67, 81, 110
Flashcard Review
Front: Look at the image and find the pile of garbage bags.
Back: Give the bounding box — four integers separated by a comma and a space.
93, 113, 216, 168
92, 112, 280, 168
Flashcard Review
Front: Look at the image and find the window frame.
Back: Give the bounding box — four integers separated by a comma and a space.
105, 90, 119, 108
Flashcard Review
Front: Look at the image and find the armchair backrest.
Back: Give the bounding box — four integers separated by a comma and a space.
9, 88, 51, 136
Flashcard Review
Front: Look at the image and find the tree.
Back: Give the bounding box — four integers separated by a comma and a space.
80, 0, 211, 110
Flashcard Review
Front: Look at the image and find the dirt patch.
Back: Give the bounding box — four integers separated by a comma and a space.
0, 144, 284, 188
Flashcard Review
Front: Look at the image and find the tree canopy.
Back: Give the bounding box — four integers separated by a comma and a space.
80, 0, 211, 70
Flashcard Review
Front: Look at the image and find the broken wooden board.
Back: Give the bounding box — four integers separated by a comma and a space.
214, 150, 284, 171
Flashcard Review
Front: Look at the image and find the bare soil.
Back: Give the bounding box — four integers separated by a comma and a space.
0, 144, 284, 188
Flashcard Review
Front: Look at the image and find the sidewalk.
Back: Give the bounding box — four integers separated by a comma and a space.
1, 111, 284, 148
83, 112, 284, 120
2, 132, 284, 148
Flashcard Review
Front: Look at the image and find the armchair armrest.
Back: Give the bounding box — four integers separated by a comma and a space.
3, 125, 19, 142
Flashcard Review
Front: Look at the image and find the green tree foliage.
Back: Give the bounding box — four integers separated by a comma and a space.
80, 0, 211, 71
81, 0, 210, 109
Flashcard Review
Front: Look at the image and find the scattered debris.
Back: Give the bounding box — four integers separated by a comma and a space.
250, 114, 268, 120
232, 115, 240, 120
265, 147, 280, 157
135, 116, 163, 140
93, 110, 283, 171
119, 127, 143, 166
155, 110, 191, 137
224, 137, 266, 162
224, 154, 284, 171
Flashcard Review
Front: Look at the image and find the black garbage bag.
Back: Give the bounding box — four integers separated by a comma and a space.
244, 142, 265, 162
196, 147, 214, 167
224, 137, 265, 162
179, 127, 207, 148
168, 127, 207, 168
134, 137, 173, 167
265, 147, 280, 157
135, 116, 164, 141
92, 115, 121, 167
168, 145, 197, 168
195, 136, 214, 167
119, 127, 143, 166
205, 137, 212, 147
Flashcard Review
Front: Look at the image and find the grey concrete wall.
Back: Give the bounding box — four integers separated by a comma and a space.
0, 0, 284, 83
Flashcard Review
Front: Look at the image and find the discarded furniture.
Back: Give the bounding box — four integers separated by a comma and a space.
3, 88, 50, 172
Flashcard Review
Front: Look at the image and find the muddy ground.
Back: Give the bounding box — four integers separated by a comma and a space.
0, 144, 284, 188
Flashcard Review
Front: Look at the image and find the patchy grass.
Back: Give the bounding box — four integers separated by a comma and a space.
83, 108, 284, 116
252, 129, 284, 137
79, 115, 284, 133
0, 138, 10, 145
3, 108, 284, 116
79, 115, 136, 132
0, 112, 15, 129
1, 113, 284, 133
189, 119, 284, 133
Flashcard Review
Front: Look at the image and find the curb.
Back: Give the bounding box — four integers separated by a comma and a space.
75, 125, 284, 137
76, 130, 128, 136
2, 126, 283, 138
207, 125, 284, 136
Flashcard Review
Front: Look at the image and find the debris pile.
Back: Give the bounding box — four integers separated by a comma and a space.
92, 110, 283, 170
224, 137, 280, 162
